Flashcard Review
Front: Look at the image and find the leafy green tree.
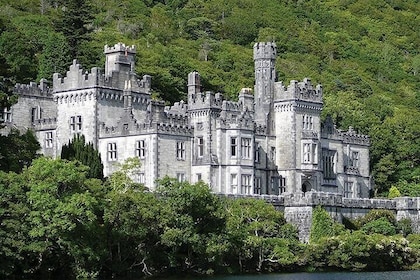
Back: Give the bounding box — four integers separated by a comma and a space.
61, 134, 104, 179
310, 206, 344, 243
23, 157, 103, 278
361, 217, 396, 236
225, 198, 299, 272
388, 185, 401, 198
53, 0, 94, 67
0, 129, 40, 173
156, 177, 227, 272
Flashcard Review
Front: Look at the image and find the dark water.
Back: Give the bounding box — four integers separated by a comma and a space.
153, 270, 420, 280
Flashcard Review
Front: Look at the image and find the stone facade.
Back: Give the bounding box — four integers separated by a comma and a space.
3, 42, 372, 197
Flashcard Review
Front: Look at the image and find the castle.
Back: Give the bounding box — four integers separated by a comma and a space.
1, 42, 371, 198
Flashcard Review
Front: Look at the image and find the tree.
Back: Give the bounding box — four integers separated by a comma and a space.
0, 129, 40, 173
388, 185, 401, 198
156, 177, 227, 271
61, 134, 104, 179
53, 0, 94, 66
310, 206, 344, 243
225, 198, 300, 272
23, 157, 103, 278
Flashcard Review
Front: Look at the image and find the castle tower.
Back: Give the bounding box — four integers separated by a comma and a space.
104, 43, 136, 77
274, 79, 323, 194
187, 71, 201, 103
253, 42, 277, 127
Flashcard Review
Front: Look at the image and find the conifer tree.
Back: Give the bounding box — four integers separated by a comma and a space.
61, 134, 104, 179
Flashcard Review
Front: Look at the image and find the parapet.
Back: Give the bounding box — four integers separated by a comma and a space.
253, 42, 277, 60
33, 117, 57, 131
284, 191, 343, 207
274, 78, 323, 103
188, 91, 224, 110
14, 79, 52, 97
322, 116, 370, 146
104, 42, 136, 55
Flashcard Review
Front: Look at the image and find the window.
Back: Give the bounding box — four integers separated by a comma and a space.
356, 183, 362, 197
303, 143, 311, 163
270, 146, 276, 161
280, 176, 287, 194
230, 173, 237, 194
177, 172, 186, 182
31, 108, 37, 123
254, 142, 260, 163
136, 140, 146, 159
196, 173, 202, 181
254, 177, 261, 194
241, 174, 252, 194
302, 114, 313, 130
271, 176, 280, 194
176, 141, 186, 160
45, 132, 53, 148
107, 143, 117, 161
70, 115, 82, 132
197, 136, 204, 157
76, 115, 82, 131
350, 151, 359, 167
241, 138, 251, 159
230, 137, 237, 157
138, 172, 145, 184
323, 149, 336, 179
302, 142, 318, 164
1, 108, 12, 122
344, 181, 353, 198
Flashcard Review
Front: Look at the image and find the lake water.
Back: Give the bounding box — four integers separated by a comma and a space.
153, 270, 420, 280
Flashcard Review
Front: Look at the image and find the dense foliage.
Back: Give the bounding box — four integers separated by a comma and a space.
61, 134, 104, 179
0, 158, 419, 278
0, 0, 418, 195
0, 129, 40, 173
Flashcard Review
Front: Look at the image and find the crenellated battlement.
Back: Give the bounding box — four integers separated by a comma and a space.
274, 78, 323, 103
165, 100, 188, 116
52, 59, 151, 94
100, 120, 193, 137
253, 42, 277, 60
188, 91, 224, 110
14, 79, 51, 97
104, 42, 136, 55
322, 116, 370, 146
53, 60, 103, 92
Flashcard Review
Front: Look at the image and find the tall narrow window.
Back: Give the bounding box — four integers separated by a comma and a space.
230, 173, 237, 194
176, 141, 186, 160
76, 115, 82, 131
270, 146, 276, 161
254, 142, 260, 163
241, 174, 252, 194
1, 108, 12, 122
230, 137, 237, 157
271, 176, 280, 194
197, 137, 204, 157
70, 116, 76, 131
323, 149, 336, 179
31, 108, 37, 123
280, 176, 287, 194
45, 132, 53, 148
344, 181, 353, 198
303, 143, 311, 163
241, 138, 251, 159
70, 115, 82, 132
136, 140, 146, 159
176, 172, 186, 182
107, 143, 117, 161
350, 151, 359, 167
254, 177, 261, 194
138, 172, 145, 184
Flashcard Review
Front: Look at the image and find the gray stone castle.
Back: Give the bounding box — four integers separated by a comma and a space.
2, 42, 371, 198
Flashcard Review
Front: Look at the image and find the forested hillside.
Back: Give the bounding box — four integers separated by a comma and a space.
0, 0, 419, 195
